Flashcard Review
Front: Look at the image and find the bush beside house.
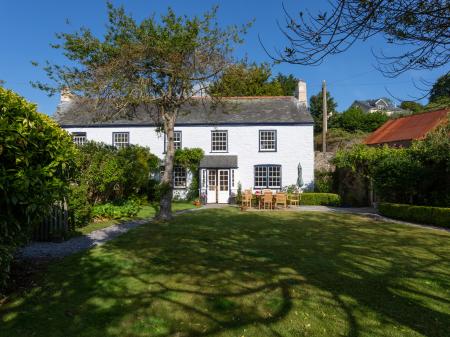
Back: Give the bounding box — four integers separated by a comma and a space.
69, 142, 160, 226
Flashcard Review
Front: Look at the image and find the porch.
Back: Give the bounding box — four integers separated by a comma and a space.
199, 155, 238, 204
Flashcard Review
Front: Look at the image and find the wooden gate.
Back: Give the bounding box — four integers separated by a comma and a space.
33, 200, 69, 241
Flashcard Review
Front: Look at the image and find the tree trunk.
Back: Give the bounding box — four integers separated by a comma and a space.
157, 115, 176, 221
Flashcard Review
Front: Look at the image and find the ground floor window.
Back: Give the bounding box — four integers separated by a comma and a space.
254, 165, 281, 188
160, 166, 187, 188
173, 166, 187, 188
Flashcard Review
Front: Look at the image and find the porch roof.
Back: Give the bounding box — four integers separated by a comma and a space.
199, 155, 238, 169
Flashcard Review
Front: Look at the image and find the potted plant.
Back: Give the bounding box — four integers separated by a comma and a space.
193, 198, 201, 207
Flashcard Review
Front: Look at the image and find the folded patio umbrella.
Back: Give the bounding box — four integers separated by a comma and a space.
297, 162, 304, 187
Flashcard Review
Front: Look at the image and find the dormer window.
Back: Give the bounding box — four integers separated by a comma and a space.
72, 132, 87, 146
112, 132, 129, 148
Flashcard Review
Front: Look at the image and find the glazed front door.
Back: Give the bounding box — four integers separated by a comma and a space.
218, 169, 230, 203
207, 170, 217, 203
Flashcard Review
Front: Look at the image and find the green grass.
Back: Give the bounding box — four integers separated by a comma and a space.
1, 208, 449, 337
71, 201, 196, 236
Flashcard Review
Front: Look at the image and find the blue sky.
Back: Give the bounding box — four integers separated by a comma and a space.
0, 0, 447, 115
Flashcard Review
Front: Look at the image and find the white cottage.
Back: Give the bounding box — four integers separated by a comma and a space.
56, 81, 314, 204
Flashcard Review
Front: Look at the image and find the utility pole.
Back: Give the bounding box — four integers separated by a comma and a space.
322, 80, 328, 153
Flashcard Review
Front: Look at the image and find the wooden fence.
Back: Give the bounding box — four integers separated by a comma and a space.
33, 200, 70, 241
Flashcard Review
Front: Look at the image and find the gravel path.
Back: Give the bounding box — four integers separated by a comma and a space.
18, 208, 201, 260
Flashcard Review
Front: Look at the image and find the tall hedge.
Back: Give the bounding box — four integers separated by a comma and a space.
334, 119, 450, 207
0, 87, 76, 290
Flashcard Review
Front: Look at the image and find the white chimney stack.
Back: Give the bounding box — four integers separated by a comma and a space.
295, 80, 308, 108
60, 87, 73, 103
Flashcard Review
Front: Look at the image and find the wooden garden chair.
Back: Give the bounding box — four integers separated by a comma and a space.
241, 191, 252, 208
288, 193, 300, 207
275, 192, 287, 209
262, 192, 273, 210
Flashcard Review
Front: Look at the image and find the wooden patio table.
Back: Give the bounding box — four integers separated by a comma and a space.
251, 192, 295, 209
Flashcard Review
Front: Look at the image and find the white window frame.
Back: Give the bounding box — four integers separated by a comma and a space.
72, 132, 87, 146
259, 130, 277, 152
254, 165, 282, 189
211, 130, 228, 152
173, 166, 187, 188
112, 132, 129, 148
164, 131, 182, 152
201, 169, 206, 188
231, 169, 235, 188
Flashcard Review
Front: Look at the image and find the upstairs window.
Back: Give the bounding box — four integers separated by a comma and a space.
254, 165, 282, 189
211, 130, 228, 152
164, 131, 182, 152
112, 132, 129, 148
259, 130, 277, 152
72, 132, 87, 146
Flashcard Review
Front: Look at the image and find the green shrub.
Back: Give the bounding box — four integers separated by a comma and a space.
301, 193, 341, 206
314, 171, 334, 193
68, 183, 92, 227
74, 142, 159, 204
0, 87, 76, 291
92, 199, 141, 220
331, 107, 389, 133
378, 203, 450, 228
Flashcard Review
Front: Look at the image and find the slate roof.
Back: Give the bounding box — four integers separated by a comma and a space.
364, 109, 448, 145
199, 155, 238, 168
55, 96, 313, 126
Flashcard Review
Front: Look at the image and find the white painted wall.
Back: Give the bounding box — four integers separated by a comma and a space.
64, 124, 315, 198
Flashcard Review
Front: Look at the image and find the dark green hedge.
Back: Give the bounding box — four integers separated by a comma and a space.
378, 203, 450, 228
301, 193, 341, 206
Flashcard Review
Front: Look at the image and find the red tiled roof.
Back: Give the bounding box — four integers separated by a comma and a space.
364, 109, 449, 145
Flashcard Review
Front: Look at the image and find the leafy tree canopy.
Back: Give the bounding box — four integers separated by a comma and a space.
309, 90, 337, 132
331, 107, 389, 133
274, 73, 299, 96
400, 101, 424, 113
209, 62, 284, 96
429, 74, 450, 103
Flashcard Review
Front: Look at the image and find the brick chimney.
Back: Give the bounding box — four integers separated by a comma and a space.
295, 80, 307, 108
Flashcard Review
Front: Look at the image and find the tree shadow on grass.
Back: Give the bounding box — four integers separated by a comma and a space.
1, 208, 450, 337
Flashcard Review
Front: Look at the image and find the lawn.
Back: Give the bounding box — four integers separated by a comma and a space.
1, 208, 449, 337
70, 201, 196, 236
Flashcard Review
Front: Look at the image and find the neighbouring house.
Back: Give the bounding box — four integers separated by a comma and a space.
55, 81, 314, 204
364, 108, 449, 147
351, 97, 404, 116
